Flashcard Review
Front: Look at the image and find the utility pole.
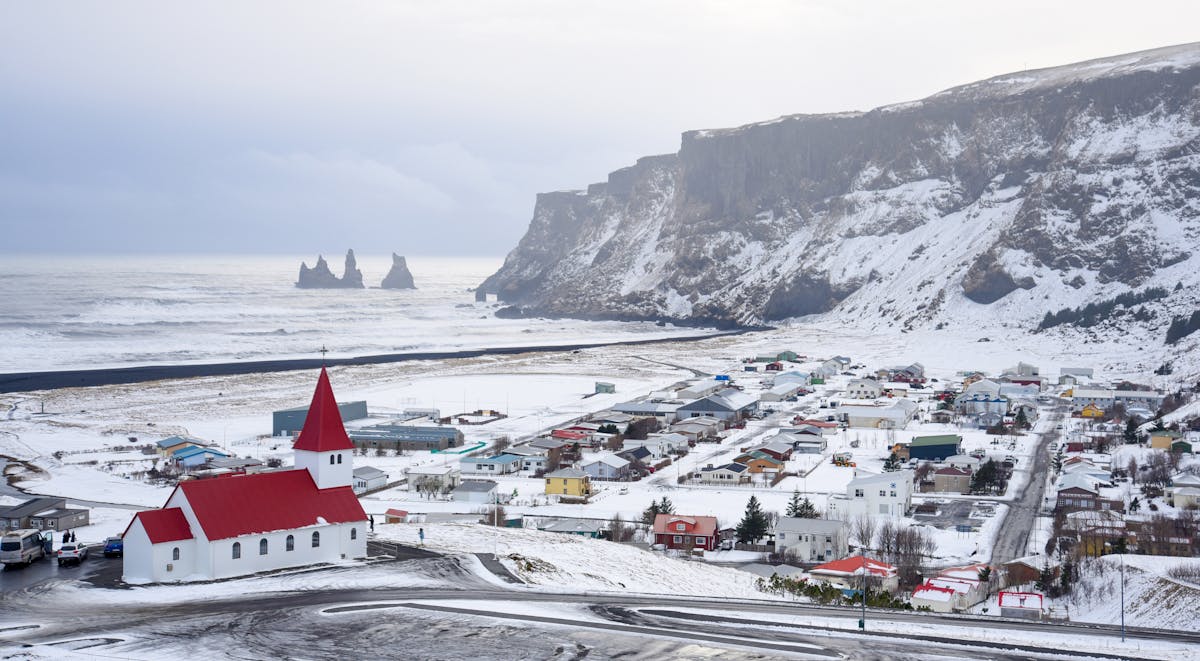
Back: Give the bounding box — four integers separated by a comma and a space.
1120, 553, 1126, 642
860, 552, 867, 630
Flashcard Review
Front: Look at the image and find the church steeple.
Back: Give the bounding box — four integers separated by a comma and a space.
292, 368, 355, 489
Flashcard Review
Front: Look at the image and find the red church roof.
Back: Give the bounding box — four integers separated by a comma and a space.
126, 507, 193, 544
178, 469, 366, 540
292, 368, 355, 452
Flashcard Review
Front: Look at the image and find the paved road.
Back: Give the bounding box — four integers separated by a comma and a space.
0, 545, 115, 592
990, 405, 1066, 564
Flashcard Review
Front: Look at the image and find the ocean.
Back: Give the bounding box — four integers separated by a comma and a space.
0, 254, 706, 373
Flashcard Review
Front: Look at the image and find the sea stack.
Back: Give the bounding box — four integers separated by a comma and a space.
297, 250, 365, 289
381, 253, 416, 289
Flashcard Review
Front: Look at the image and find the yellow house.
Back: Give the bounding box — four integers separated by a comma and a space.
1080, 403, 1105, 418
545, 468, 593, 500
1150, 430, 1182, 450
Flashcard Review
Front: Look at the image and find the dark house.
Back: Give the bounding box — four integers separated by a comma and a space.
908, 434, 963, 461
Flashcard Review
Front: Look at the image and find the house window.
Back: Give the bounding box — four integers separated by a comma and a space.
259, 538, 269, 555
232, 542, 241, 559
890, 491, 897, 497
695, 536, 706, 545
676, 523, 685, 532
879, 490, 886, 497
312, 531, 320, 548
172, 547, 180, 561
286, 535, 295, 551
351, 528, 357, 540
854, 489, 864, 498
673, 535, 682, 543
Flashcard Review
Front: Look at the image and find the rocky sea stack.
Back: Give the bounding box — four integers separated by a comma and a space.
297, 249, 365, 289
381, 253, 416, 289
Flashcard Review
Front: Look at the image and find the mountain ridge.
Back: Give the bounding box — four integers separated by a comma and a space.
480, 42, 1200, 358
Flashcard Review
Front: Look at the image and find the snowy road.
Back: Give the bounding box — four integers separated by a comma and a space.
2, 554, 1195, 660
989, 405, 1066, 563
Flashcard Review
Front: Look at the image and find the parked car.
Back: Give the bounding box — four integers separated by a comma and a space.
57, 543, 89, 566
103, 536, 124, 558
0, 530, 47, 566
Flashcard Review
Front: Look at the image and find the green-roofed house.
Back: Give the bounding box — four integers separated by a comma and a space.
909, 434, 963, 461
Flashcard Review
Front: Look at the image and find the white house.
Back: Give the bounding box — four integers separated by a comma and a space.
844, 379, 884, 400
581, 453, 632, 480
405, 465, 461, 492
452, 480, 507, 504
622, 433, 688, 459
760, 382, 804, 402
775, 518, 848, 563
460, 454, 521, 475
694, 463, 750, 485
352, 466, 389, 494
840, 400, 917, 429
500, 445, 550, 472
669, 416, 723, 441
122, 369, 368, 584
828, 470, 913, 519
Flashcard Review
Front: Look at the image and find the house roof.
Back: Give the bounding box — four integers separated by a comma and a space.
406, 465, 458, 476
934, 467, 971, 477
1056, 473, 1100, 494
847, 470, 912, 488
546, 468, 588, 479
551, 429, 589, 440
353, 466, 387, 480
998, 591, 1043, 609
292, 368, 356, 453
128, 507, 194, 544
384, 508, 408, 517
176, 469, 365, 541
0, 497, 66, 519
810, 555, 896, 577
156, 435, 208, 449
454, 480, 498, 493
652, 513, 717, 536
460, 454, 522, 465
541, 519, 604, 534
702, 462, 748, 473
937, 563, 989, 581
618, 446, 652, 461
583, 453, 630, 469
173, 445, 228, 459
911, 435, 962, 447
911, 583, 956, 602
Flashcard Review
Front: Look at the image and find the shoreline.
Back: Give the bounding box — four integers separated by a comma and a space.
0, 328, 762, 393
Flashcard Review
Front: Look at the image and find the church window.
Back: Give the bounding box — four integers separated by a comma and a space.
286, 535, 295, 551
330, 455, 336, 465
337, 454, 343, 464
351, 528, 357, 540
259, 538, 269, 555
312, 531, 321, 548
232, 542, 241, 559
172, 547, 180, 561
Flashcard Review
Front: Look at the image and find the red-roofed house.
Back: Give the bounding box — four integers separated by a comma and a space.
808, 555, 900, 593
652, 513, 719, 552
122, 368, 368, 583
909, 583, 957, 612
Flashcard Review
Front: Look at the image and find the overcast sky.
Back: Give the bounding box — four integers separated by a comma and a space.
2, 2, 1197, 257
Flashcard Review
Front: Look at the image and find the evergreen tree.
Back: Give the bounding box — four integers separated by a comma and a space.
735, 495, 770, 543
882, 452, 900, 472
786, 489, 803, 518
641, 500, 661, 525
1129, 497, 1141, 513
658, 496, 674, 515
795, 497, 819, 519
1035, 562, 1053, 592
1124, 418, 1140, 443
1015, 408, 1029, 429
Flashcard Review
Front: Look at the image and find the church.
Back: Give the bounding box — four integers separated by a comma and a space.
122, 369, 368, 583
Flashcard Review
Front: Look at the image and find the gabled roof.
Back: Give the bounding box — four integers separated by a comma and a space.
126, 507, 194, 544
353, 466, 387, 480
701, 462, 748, 473
934, 467, 971, 477
847, 470, 912, 487
1056, 473, 1100, 494
583, 453, 630, 469
998, 591, 1043, 609
461, 454, 522, 465
546, 468, 588, 479
811, 555, 896, 577
156, 435, 208, 449
177, 469, 365, 540
911, 583, 956, 602
292, 368, 356, 453
653, 513, 717, 536
454, 480, 498, 493
911, 434, 962, 447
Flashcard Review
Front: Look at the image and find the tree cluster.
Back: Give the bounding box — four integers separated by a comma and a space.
1166, 309, 1200, 344
785, 490, 819, 518
1038, 287, 1167, 330
641, 496, 674, 525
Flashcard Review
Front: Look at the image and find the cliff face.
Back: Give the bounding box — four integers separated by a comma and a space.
480, 44, 1200, 335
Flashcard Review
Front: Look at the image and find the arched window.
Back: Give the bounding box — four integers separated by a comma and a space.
350, 528, 357, 540
312, 531, 320, 548
172, 547, 180, 561
232, 542, 241, 559
286, 534, 295, 551
330, 455, 336, 465
259, 538, 269, 555
337, 454, 343, 464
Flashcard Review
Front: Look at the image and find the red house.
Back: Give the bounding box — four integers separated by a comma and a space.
653, 513, 719, 552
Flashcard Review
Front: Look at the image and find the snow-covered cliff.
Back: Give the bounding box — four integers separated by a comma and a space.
481, 43, 1200, 350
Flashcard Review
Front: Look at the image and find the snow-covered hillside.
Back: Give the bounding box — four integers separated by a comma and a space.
481, 42, 1200, 379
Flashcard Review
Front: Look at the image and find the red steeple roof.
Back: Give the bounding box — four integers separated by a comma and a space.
292, 368, 355, 452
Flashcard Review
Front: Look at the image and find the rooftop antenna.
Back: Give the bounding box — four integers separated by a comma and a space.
319, 345, 329, 367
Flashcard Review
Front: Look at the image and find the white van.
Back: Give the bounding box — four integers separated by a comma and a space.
0, 529, 47, 566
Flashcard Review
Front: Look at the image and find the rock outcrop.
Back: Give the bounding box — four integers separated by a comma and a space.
297, 249, 364, 289
380, 253, 416, 289
480, 43, 1200, 333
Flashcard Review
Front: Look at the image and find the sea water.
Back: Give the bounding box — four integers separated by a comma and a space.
0, 254, 704, 373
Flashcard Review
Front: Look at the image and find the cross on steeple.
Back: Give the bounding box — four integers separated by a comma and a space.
318, 345, 329, 366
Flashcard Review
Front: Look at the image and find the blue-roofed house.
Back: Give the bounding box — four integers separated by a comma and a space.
172, 445, 229, 468
156, 435, 210, 457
